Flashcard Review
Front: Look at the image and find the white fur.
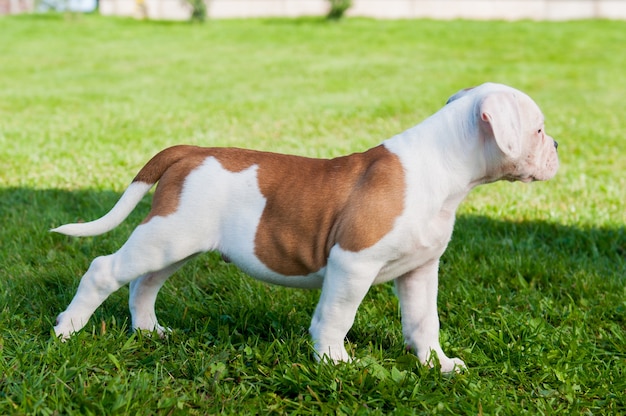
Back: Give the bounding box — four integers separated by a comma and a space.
53, 83, 558, 373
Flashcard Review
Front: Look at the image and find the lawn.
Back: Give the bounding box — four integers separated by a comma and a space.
0, 13, 624, 414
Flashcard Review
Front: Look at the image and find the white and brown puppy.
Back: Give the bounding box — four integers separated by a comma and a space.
52, 83, 558, 372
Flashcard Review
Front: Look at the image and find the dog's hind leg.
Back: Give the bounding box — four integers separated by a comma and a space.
54, 221, 206, 339
54, 252, 132, 338
129, 257, 192, 336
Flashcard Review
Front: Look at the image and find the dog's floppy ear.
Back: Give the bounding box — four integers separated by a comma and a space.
479, 91, 522, 159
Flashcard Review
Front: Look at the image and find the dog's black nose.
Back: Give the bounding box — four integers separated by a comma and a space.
554, 140, 558, 150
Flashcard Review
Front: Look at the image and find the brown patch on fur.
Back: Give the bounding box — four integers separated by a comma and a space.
253, 145, 405, 275
136, 145, 405, 276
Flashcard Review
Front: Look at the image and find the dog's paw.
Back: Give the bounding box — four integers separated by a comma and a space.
53, 327, 72, 341
53, 314, 74, 341
314, 343, 352, 364
419, 349, 467, 373
439, 357, 467, 373
133, 323, 172, 338
155, 324, 172, 338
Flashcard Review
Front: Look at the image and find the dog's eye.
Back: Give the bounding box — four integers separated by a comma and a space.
537, 129, 542, 134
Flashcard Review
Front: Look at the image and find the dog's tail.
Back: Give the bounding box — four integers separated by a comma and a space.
51, 145, 194, 237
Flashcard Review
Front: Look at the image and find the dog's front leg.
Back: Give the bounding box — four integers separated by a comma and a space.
309, 250, 380, 363
396, 260, 466, 373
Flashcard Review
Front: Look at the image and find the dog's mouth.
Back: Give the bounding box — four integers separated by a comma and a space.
504, 174, 535, 183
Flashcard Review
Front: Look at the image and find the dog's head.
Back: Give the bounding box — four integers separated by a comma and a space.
447, 83, 559, 183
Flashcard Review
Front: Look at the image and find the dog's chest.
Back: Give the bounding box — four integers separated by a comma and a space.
372, 208, 456, 284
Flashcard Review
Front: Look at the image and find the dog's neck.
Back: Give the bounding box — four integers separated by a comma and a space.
384, 103, 490, 204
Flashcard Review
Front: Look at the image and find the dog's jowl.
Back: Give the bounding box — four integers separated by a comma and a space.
52, 83, 558, 372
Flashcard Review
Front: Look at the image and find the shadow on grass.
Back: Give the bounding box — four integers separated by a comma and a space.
0, 187, 624, 339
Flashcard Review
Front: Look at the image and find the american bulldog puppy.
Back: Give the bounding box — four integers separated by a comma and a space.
52, 83, 559, 372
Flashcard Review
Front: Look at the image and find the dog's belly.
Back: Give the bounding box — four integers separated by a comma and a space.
228, 253, 326, 289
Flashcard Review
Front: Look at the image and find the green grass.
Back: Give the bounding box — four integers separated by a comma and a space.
0, 14, 625, 414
